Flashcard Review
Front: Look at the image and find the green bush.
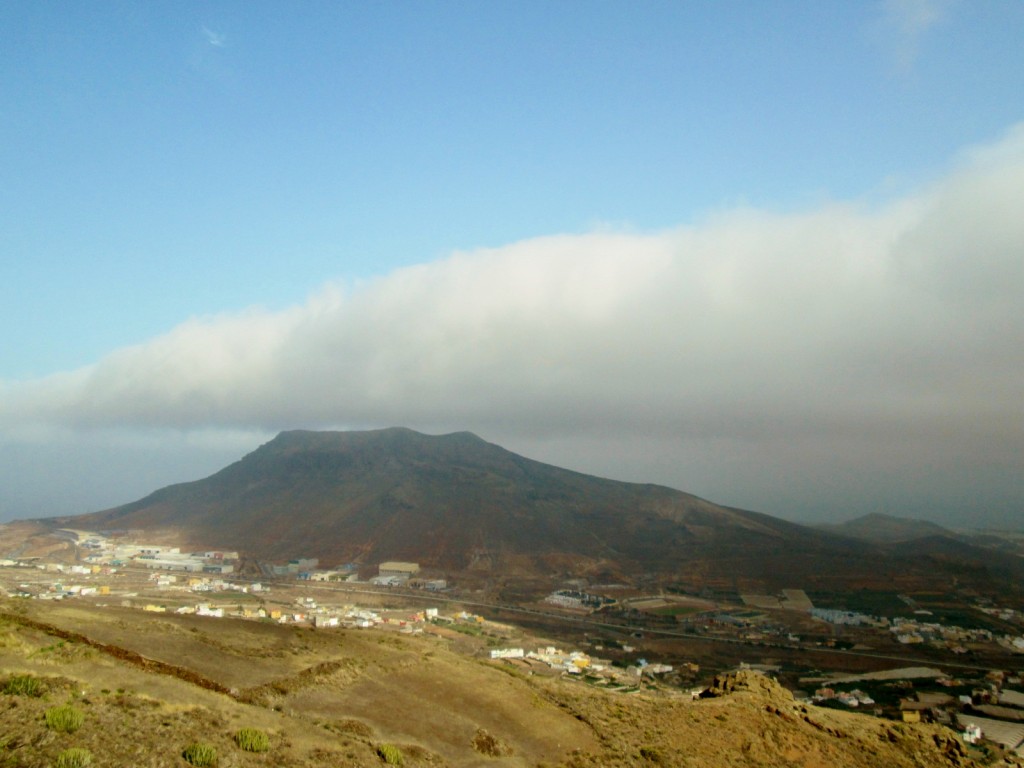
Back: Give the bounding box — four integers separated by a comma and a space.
182, 742, 217, 767
377, 743, 404, 765
3, 674, 43, 697
54, 747, 93, 768
44, 705, 84, 733
233, 727, 269, 752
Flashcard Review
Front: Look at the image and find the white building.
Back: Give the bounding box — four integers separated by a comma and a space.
490, 648, 525, 659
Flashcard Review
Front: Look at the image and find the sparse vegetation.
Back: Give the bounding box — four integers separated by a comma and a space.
54, 747, 93, 768
0, 576, 1013, 768
639, 745, 664, 763
376, 743, 404, 765
3, 674, 43, 697
332, 718, 373, 737
472, 728, 512, 757
182, 742, 218, 766
44, 705, 84, 733
234, 727, 269, 752
448, 622, 483, 637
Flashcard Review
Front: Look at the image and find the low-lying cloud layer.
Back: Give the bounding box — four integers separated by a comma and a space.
3, 126, 1023, 524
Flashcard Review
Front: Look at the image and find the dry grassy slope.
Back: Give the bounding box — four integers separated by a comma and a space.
0, 600, 1002, 768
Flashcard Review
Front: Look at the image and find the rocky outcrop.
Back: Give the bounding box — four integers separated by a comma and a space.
701, 668, 793, 700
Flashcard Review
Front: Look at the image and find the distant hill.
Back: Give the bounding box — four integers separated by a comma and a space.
817, 513, 954, 543
41, 429, 1024, 592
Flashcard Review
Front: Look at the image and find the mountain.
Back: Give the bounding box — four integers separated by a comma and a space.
817, 513, 954, 543
822, 515, 1024, 565
42, 429, 1023, 592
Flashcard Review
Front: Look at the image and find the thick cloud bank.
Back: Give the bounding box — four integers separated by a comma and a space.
3, 126, 1023, 523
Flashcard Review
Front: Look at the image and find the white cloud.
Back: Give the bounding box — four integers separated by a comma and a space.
201, 26, 226, 47
2, 125, 1022, 523
883, 0, 949, 36
876, 0, 952, 71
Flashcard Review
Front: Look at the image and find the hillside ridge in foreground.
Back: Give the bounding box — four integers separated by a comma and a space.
0, 600, 994, 767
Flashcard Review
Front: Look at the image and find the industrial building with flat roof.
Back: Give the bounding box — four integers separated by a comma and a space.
378, 561, 420, 579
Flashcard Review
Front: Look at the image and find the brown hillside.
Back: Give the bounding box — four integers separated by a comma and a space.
41, 429, 1024, 592
0, 600, 997, 768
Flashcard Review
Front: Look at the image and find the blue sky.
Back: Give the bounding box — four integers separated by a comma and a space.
2, 1, 1023, 527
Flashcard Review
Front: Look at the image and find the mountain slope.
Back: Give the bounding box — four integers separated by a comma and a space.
819, 512, 954, 543
42, 428, 1020, 590
54, 429, 795, 566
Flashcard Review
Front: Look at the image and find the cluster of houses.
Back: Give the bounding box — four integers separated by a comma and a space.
978, 603, 1021, 623
809, 608, 883, 626
488, 644, 676, 687
813, 687, 876, 707
0, 559, 115, 600
34, 582, 109, 600
139, 590, 444, 631
147, 572, 259, 593
888, 617, 995, 652
809, 667, 1024, 757
807, 604, 1017, 656
1000, 636, 1024, 652
75, 536, 239, 574
983, 604, 1024, 653
298, 598, 439, 630
544, 589, 615, 611
489, 645, 602, 673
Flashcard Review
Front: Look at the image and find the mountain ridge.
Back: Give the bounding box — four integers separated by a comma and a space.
40, 428, 1023, 593
816, 512, 955, 543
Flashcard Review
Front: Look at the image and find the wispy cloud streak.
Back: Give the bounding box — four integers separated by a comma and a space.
877, 0, 952, 71
201, 26, 226, 47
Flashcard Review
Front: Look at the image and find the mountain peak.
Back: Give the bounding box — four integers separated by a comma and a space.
264, 427, 487, 450
47, 428, 805, 581
43, 429, 1019, 594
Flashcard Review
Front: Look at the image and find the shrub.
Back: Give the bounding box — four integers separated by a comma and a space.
233, 727, 269, 752
182, 742, 217, 767
3, 675, 43, 697
44, 705, 84, 733
54, 747, 93, 768
377, 743, 404, 765
471, 729, 512, 757
639, 746, 664, 763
